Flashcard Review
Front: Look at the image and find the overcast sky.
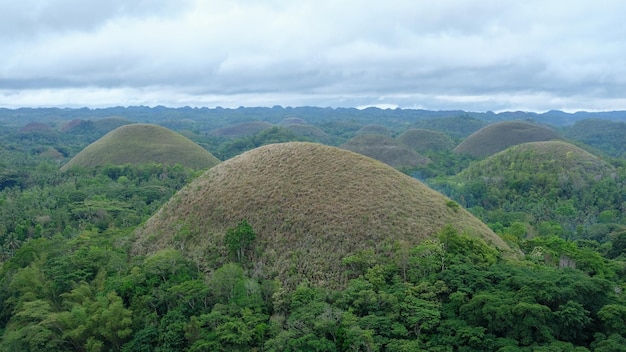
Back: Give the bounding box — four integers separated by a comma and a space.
1, 0, 624, 112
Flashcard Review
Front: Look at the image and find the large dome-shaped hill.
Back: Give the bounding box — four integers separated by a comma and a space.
340, 134, 430, 169
60, 124, 220, 171
133, 142, 510, 287
454, 120, 560, 158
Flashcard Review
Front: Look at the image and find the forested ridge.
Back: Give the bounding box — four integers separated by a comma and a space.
0, 107, 625, 351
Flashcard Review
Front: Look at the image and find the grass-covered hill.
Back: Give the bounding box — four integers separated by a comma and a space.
283, 124, 336, 144
355, 124, 392, 136
60, 116, 132, 134
563, 118, 626, 157
209, 121, 273, 138
278, 117, 307, 125
449, 141, 620, 239
396, 128, 456, 152
60, 124, 220, 171
133, 142, 510, 287
453, 120, 560, 158
340, 134, 430, 169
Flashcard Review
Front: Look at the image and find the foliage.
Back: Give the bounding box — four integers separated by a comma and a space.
224, 220, 257, 262
1, 111, 626, 351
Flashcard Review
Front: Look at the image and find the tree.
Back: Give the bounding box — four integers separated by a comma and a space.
224, 220, 257, 262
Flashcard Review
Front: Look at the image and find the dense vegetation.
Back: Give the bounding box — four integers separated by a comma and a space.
0, 106, 625, 351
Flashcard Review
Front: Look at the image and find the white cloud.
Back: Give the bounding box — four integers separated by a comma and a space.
1, 0, 625, 111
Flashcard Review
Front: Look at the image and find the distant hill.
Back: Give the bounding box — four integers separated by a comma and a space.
133, 142, 510, 287
283, 124, 335, 144
19, 122, 54, 133
452, 141, 618, 238
453, 120, 560, 158
278, 117, 307, 125
563, 118, 626, 157
396, 128, 456, 152
60, 116, 132, 134
355, 124, 393, 136
340, 134, 430, 169
210, 121, 273, 138
60, 124, 220, 171
410, 115, 486, 139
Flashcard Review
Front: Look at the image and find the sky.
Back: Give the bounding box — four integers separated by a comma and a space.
1, 0, 625, 112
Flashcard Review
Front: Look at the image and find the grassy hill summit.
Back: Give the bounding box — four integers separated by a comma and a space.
133, 142, 510, 287
60, 124, 220, 171
396, 128, 456, 152
453, 120, 560, 158
340, 134, 430, 169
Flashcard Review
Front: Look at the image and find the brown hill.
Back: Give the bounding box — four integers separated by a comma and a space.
396, 128, 456, 152
60, 124, 220, 171
340, 134, 430, 168
453, 120, 560, 158
133, 142, 510, 287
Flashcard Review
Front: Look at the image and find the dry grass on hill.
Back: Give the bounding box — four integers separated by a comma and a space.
60, 124, 220, 171
396, 128, 456, 152
340, 134, 430, 168
453, 120, 560, 158
133, 142, 511, 287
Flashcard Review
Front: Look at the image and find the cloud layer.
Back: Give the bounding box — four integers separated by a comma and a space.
1, 0, 625, 111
